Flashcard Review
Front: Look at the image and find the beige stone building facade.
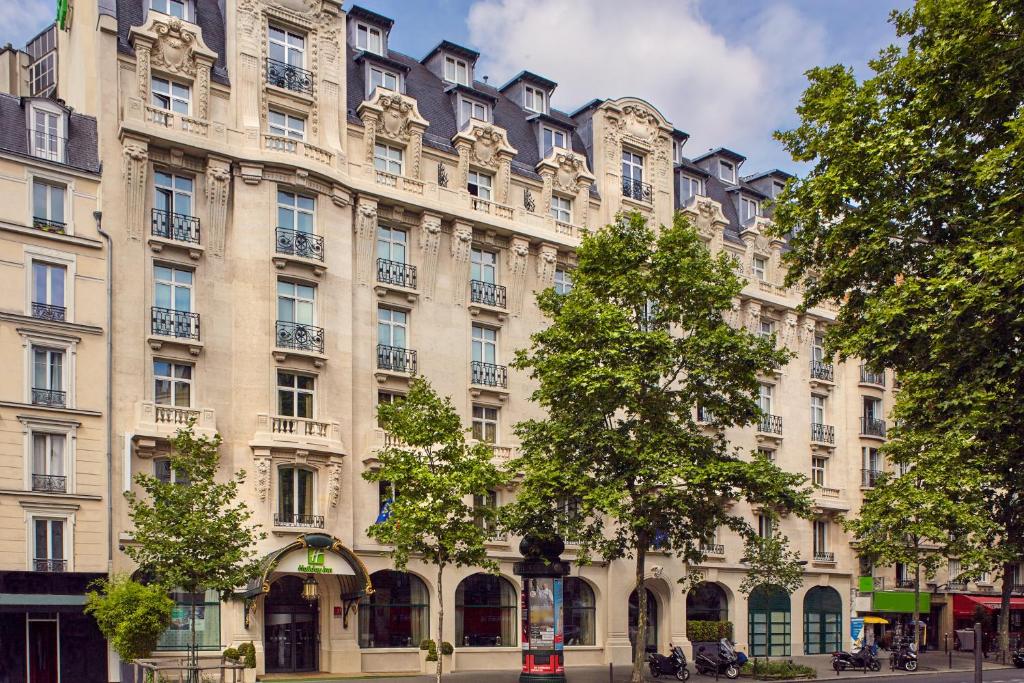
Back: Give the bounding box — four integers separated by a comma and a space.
1, 2, 1021, 681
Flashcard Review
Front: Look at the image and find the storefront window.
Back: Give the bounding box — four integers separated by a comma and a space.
563, 578, 596, 646
455, 574, 517, 646
687, 582, 728, 623
157, 588, 221, 651
804, 586, 842, 654
358, 570, 429, 648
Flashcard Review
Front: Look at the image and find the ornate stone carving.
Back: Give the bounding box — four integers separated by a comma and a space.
418, 213, 442, 299
537, 244, 558, 286
130, 15, 217, 122
205, 157, 231, 257
450, 222, 474, 306
122, 139, 149, 241
620, 104, 659, 144
782, 311, 800, 350
354, 198, 378, 285
135, 44, 152, 101
358, 90, 429, 175
469, 126, 507, 170
453, 121, 517, 204
508, 237, 530, 317
745, 300, 763, 333
254, 457, 271, 501
151, 19, 200, 76
327, 462, 341, 508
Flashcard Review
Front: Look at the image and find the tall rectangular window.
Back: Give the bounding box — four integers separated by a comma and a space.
758, 317, 775, 339
472, 405, 498, 443
31, 109, 60, 160
151, 77, 190, 114
32, 261, 65, 310
757, 448, 776, 462
811, 456, 827, 487
277, 371, 314, 418
472, 324, 497, 365
470, 248, 497, 284
154, 265, 193, 312
680, 175, 702, 202
277, 281, 316, 325
277, 191, 315, 233
812, 334, 825, 363
33, 347, 64, 394
31, 433, 65, 491
948, 559, 962, 584
459, 98, 489, 127
757, 513, 774, 539
32, 180, 65, 226
268, 110, 306, 140
444, 56, 469, 85
813, 520, 829, 554
524, 85, 545, 113
269, 26, 305, 67
373, 143, 404, 175
811, 394, 826, 425
467, 171, 493, 200
33, 518, 64, 570
752, 255, 767, 281
377, 307, 408, 349
376, 226, 407, 264
278, 465, 315, 519
154, 359, 193, 407
154, 171, 193, 217
155, 457, 190, 485
758, 383, 773, 414
720, 160, 736, 183
741, 197, 760, 222
550, 196, 572, 223
355, 23, 383, 54
622, 150, 644, 183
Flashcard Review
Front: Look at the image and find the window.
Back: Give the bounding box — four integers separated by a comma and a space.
377, 307, 408, 349
759, 317, 775, 340
455, 574, 517, 646
468, 171, 493, 200
151, 77, 190, 115
31, 261, 65, 316
150, 0, 190, 20
757, 513, 775, 539
720, 160, 736, 183
444, 55, 469, 85
563, 578, 596, 646
622, 150, 644, 183
373, 143, 404, 175
688, 582, 728, 623
680, 175, 702, 202
741, 197, 760, 222
153, 172, 195, 242
376, 391, 402, 427
752, 255, 767, 281
672, 140, 681, 164
629, 588, 658, 652
471, 248, 497, 284
542, 126, 567, 155
524, 85, 545, 113
814, 521, 831, 556
154, 265, 193, 313
27, 26, 56, 96
812, 456, 827, 487
863, 447, 882, 476
33, 518, 65, 571
355, 23, 383, 54
31, 107, 62, 161
359, 571, 429, 648
277, 371, 314, 418
31, 433, 65, 492
277, 280, 316, 325
32, 346, 65, 406
757, 447, 776, 462
472, 404, 498, 442
550, 195, 572, 223
269, 25, 305, 67
154, 360, 192, 407
32, 180, 65, 227
473, 489, 498, 535
157, 589, 220, 651
277, 190, 315, 234
812, 334, 825, 363
554, 267, 573, 295
948, 559, 962, 585
472, 324, 497, 365
268, 110, 305, 140
811, 395, 826, 425
377, 226, 407, 264
377, 479, 397, 517
758, 383, 773, 414
154, 457, 190, 485
459, 97, 489, 127
863, 397, 882, 422
369, 66, 399, 94
278, 465, 315, 522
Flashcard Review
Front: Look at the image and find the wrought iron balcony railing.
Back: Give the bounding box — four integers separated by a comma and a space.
471, 361, 508, 388
470, 280, 507, 308
151, 208, 201, 244
861, 417, 887, 438
33, 217, 66, 234
758, 414, 783, 435
31, 301, 66, 322
34, 558, 67, 572
273, 512, 325, 528
621, 177, 653, 202
377, 258, 417, 289
814, 551, 836, 563
30, 131, 67, 164
377, 344, 417, 374
861, 468, 883, 488
701, 543, 725, 556
810, 360, 834, 382
151, 306, 200, 340
266, 57, 313, 95
276, 228, 324, 262
32, 388, 66, 408
275, 320, 325, 353
32, 474, 67, 493
811, 423, 835, 444
896, 579, 917, 589
860, 365, 886, 386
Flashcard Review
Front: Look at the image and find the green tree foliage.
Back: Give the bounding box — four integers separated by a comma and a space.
773, 0, 1024, 655
363, 377, 504, 683
124, 424, 265, 666
508, 211, 812, 682
740, 512, 806, 598
85, 574, 173, 661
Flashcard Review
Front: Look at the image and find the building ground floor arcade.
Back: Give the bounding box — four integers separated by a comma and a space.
117, 534, 853, 679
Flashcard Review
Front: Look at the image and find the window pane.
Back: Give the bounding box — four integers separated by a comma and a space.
278, 389, 294, 416
280, 467, 294, 515
50, 521, 63, 559
296, 391, 313, 418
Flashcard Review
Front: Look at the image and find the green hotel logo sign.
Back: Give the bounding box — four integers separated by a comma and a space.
298, 548, 333, 574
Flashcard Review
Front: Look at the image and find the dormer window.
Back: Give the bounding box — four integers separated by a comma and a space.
720, 160, 736, 183
741, 197, 760, 223
672, 140, 681, 164
524, 85, 546, 113
368, 66, 399, 96
458, 96, 489, 127
445, 56, 470, 86
150, 0, 191, 21
680, 175, 702, 203
29, 103, 64, 163
542, 126, 567, 156
151, 76, 191, 115
355, 23, 384, 55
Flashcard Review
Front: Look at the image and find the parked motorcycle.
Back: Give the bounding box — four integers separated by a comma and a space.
890, 641, 918, 671
694, 638, 740, 679
832, 646, 882, 672
648, 643, 690, 680
1012, 648, 1024, 668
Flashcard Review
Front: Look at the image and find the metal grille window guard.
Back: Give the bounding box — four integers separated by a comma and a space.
32, 474, 67, 493
31, 388, 66, 407
151, 306, 200, 340
377, 344, 417, 374
859, 365, 886, 386
273, 512, 325, 528
276, 228, 325, 262
151, 208, 201, 244
758, 414, 783, 434
813, 551, 836, 563
810, 360, 834, 382
861, 469, 883, 487
30, 131, 67, 163
701, 543, 725, 555
860, 417, 887, 437
275, 320, 325, 353
31, 302, 66, 322
811, 423, 835, 444
33, 217, 66, 234
376, 258, 417, 289
621, 178, 653, 202
265, 57, 313, 95
470, 280, 507, 308
471, 361, 508, 388
34, 558, 67, 572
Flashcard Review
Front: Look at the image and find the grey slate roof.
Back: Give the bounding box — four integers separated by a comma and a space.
0, 94, 101, 174
116, 0, 229, 85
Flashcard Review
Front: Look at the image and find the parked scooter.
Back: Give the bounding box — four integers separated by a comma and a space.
832, 644, 882, 672
648, 643, 690, 680
1012, 648, 1024, 668
890, 639, 918, 671
694, 638, 740, 679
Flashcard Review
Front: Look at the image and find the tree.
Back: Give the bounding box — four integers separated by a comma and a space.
124, 424, 265, 670
507, 211, 812, 683
85, 574, 174, 662
739, 511, 806, 598
362, 377, 505, 683
772, 0, 1024, 656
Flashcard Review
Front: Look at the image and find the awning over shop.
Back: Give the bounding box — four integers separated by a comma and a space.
872, 591, 931, 613
953, 593, 1024, 617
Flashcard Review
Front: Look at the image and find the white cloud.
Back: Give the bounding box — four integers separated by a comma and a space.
467, 0, 825, 172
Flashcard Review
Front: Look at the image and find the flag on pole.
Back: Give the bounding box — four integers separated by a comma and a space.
57, 0, 70, 30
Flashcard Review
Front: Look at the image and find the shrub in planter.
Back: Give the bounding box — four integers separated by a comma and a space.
222, 647, 240, 662
420, 639, 435, 651
237, 641, 256, 668
440, 642, 454, 655
687, 620, 733, 641
425, 640, 439, 661
84, 575, 174, 662
741, 660, 817, 680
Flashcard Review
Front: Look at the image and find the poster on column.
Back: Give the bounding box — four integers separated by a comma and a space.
528, 577, 555, 649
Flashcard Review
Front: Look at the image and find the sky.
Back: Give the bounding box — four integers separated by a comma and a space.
5, 0, 913, 174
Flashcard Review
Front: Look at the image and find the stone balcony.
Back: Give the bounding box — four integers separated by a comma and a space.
250, 413, 345, 458
812, 486, 850, 512
132, 401, 218, 456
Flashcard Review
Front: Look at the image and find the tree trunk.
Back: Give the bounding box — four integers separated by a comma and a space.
190, 588, 198, 679
912, 561, 921, 651
436, 564, 444, 683
999, 560, 1014, 660
632, 544, 648, 683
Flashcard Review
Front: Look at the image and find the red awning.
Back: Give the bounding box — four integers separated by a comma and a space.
953, 594, 1024, 617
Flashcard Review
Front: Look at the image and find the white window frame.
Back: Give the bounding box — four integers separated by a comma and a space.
19, 416, 77, 494
373, 143, 404, 176
467, 170, 493, 201
26, 512, 73, 572
752, 255, 767, 281
541, 126, 567, 156
757, 513, 774, 539
277, 371, 315, 419
376, 226, 408, 264
367, 65, 400, 96
26, 251, 72, 320
470, 247, 497, 284
758, 317, 775, 340
811, 456, 827, 487
680, 175, 702, 203
269, 25, 306, 68
554, 267, 573, 295
524, 85, 545, 113
153, 359, 194, 407
27, 170, 74, 234
741, 197, 760, 223
550, 195, 572, 223
268, 110, 306, 141
27, 26, 57, 96
444, 55, 469, 86
471, 324, 498, 365
377, 306, 409, 349
811, 394, 826, 425
31, 178, 67, 229
719, 159, 736, 183
622, 150, 644, 183
277, 190, 316, 234
277, 464, 318, 517
355, 22, 383, 55
277, 280, 317, 326
20, 330, 77, 408
757, 447, 775, 462
154, 264, 194, 314
758, 383, 773, 414
150, 76, 191, 115
149, 0, 191, 21
458, 96, 490, 127
472, 404, 499, 443
28, 101, 65, 163
812, 333, 825, 363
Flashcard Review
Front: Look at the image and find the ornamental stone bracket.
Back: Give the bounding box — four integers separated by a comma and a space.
358, 90, 429, 177
121, 135, 150, 241
507, 237, 531, 317
450, 220, 475, 306
536, 149, 595, 230
205, 156, 232, 257
536, 243, 558, 288
254, 455, 271, 501
418, 212, 443, 299
354, 196, 378, 286
452, 122, 518, 205
129, 16, 218, 120
597, 98, 674, 217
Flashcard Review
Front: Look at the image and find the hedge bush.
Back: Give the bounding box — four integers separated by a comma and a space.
686, 620, 734, 642
440, 641, 454, 655
740, 660, 817, 680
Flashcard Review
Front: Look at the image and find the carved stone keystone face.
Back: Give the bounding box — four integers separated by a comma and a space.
555, 153, 584, 193
471, 126, 507, 168
153, 19, 199, 76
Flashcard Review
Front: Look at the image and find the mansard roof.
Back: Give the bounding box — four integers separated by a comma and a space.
346, 5, 395, 30
421, 40, 480, 64
0, 93, 100, 173
692, 147, 747, 164
499, 70, 558, 93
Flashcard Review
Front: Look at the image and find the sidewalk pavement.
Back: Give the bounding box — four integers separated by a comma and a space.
258, 650, 1016, 683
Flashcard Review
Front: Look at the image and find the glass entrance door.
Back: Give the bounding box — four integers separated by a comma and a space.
264, 576, 319, 673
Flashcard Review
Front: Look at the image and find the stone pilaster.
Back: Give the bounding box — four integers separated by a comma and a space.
354, 196, 378, 286
122, 137, 149, 241
205, 156, 231, 256
507, 237, 530, 317
418, 212, 442, 299
450, 220, 474, 306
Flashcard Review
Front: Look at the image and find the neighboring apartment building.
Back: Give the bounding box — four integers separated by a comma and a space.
3, 2, 1018, 681
0, 27, 109, 683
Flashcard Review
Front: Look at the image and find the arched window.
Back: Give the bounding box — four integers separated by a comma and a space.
563, 578, 596, 646
455, 574, 517, 647
748, 585, 791, 657
803, 586, 842, 654
358, 570, 429, 648
686, 582, 728, 623
628, 588, 658, 653
277, 465, 317, 527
